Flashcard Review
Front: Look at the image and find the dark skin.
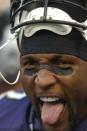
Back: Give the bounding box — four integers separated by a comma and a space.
20, 53, 87, 131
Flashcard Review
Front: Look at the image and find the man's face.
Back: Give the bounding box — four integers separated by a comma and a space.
20, 53, 87, 131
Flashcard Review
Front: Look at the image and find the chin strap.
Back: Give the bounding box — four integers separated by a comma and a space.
0, 32, 18, 50
28, 105, 42, 131
0, 31, 20, 85
0, 71, 20, 85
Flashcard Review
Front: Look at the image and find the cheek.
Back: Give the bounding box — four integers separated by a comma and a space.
21, 76, 39, 110
71, 70, 87, 98
61, 70, 87, 108
62, 68, 87, 94
58, 69, 87, 107
21, 74, 36, 99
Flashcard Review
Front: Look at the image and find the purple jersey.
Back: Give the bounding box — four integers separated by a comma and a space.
0, 91, 86, 131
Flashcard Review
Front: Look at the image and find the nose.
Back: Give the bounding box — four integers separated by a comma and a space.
35, 69, 56, 89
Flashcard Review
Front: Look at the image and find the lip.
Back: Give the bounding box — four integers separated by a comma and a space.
36, 92, 66, 99
37, 96, 66, 106
36, 92, 66, 104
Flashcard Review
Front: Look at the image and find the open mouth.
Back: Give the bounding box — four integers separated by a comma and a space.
37, 96, 66, 125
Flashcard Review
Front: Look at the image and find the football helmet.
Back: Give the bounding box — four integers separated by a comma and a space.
10, 0, 87, 30
10, 0, 87, 48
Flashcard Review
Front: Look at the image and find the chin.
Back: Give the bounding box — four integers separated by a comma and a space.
42, 121, 75, 131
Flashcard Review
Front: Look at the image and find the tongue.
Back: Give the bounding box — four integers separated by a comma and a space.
41, 102, 64, 125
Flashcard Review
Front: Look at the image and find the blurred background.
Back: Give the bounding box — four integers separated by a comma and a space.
0, 0, 10, 46
0, 0, 21, 93
0, 2, 29, 131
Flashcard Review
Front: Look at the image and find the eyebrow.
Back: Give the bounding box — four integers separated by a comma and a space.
23, 56, 38, 65
22, 54, 76, 62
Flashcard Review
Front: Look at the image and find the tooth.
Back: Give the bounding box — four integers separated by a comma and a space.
40, 97, 60, 102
